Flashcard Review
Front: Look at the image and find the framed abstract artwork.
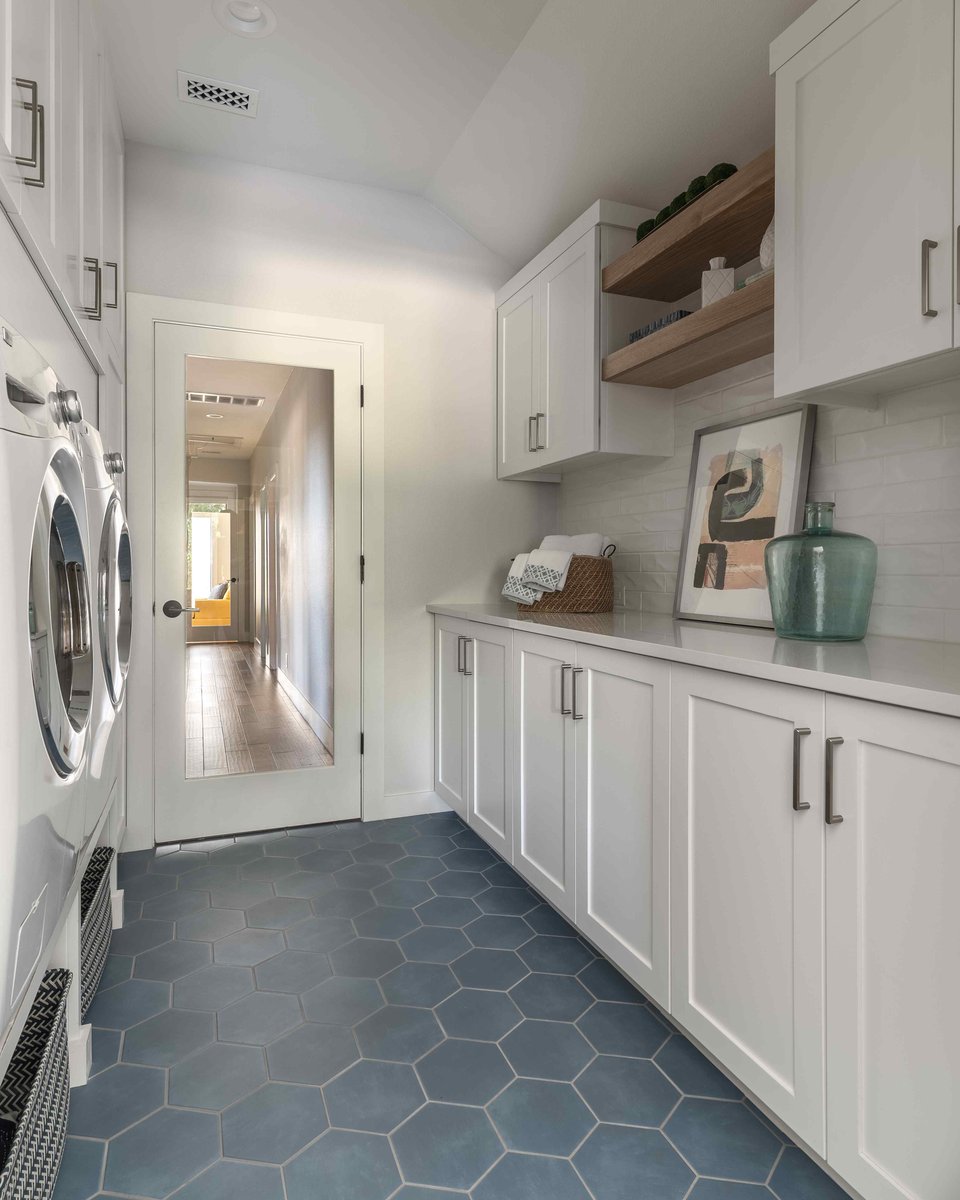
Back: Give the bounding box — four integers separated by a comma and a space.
674, 404, 816, 627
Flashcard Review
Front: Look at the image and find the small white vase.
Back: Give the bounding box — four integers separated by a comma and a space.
760, 217, 775, 272
701, 257, 735, 307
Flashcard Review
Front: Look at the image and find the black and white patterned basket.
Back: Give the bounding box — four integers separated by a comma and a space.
0, 968, 72, 1200
79, 847, 115, 1018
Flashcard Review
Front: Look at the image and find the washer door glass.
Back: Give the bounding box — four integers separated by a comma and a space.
99, 492, 132, 707
29, 450, 92, 776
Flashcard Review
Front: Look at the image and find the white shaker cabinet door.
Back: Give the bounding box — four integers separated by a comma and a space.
670, 666, 826, 1152
497, 279, 539, 479
464, 624, 513, 862
775, 0, 954, 397
513, 631, 577, 917
538, 228, 598, 468
574, 645, 670, 1008
434, 617, 470, 820
824, 696, 960, 1200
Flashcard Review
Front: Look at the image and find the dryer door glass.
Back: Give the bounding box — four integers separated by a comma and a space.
29, 449, 92, 775
98, 492, 131, 706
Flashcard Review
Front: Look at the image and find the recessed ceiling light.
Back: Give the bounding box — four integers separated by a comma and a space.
205, 412, 225, 419
213, 0, 277, 38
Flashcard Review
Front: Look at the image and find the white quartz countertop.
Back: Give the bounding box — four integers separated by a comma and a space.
427, 603, 960, 719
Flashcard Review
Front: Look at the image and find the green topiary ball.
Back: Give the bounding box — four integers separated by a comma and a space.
636, 218, 656, 242
686, 175, 707, 201
669, 192, 687, 214
654, 205, 672, 226
705, 162, 738, 186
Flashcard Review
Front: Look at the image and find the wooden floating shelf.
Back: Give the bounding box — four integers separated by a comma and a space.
602, 147, 775, 302
602, 273, 774, 390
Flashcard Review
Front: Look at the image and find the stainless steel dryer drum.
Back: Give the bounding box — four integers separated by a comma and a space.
29, 450, 93, 777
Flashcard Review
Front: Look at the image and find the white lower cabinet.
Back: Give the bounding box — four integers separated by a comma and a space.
434, 616, 513, 859
435, 617, 469, 819
464, 623, 513, 861
513, 631, 577, 917
574, 645, 670, 1008
670, 665, 826, 1152
824, 696, 960, 1200
435, 614, 959, 1198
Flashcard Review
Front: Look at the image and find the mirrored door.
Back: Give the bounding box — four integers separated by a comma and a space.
154, 324, 362, 841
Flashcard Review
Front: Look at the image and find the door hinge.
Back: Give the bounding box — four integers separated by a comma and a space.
360, 554, 365, 584
360, 732, 365, 755
360, 384, 364, 408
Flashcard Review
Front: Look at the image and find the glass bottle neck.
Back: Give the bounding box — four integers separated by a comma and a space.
804, 501, 834, 534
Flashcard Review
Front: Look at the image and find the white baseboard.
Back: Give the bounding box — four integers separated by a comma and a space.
363, 790, 451, 822
111, 890, 124, 930
68, 1024, 91, 1087
276, 668, 334, 752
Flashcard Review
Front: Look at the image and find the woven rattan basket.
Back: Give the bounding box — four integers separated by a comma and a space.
517, 554, 613, 614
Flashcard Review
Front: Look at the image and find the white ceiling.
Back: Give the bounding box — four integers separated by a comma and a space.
99, 0, 547, 193
101, 0, 811, 267
185, 358, 293, 459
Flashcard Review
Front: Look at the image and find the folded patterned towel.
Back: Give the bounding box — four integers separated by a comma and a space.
539, 532, 605, 557
521, 548, 573, 593
502, 553, 543, 605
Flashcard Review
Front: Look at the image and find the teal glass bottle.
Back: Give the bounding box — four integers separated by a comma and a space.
764, 501, 877, 641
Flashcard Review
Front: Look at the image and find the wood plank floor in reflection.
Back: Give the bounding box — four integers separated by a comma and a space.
185, 642, 333, 778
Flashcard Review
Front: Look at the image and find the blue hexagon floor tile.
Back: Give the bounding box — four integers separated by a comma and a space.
54, 820, 844, 1200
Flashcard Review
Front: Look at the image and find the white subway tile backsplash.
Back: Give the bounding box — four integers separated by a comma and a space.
835, 418, 941, 462
559, 364, 960, 643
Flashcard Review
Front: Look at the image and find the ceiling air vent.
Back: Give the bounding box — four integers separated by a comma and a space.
187, 392, 265, 407
188, 435, 244, 456
177, 71, 259, 118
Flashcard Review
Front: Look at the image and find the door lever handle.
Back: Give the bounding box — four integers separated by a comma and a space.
162, 599, 200, 618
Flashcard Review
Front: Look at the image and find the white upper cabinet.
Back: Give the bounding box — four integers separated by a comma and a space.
78, 0, 102, 342
498, 278, 541, 478
0, 0, 122, 384
670, 665, 826, 1153
824, 696, 960, 1200
538, 230, 598, 469
496, 203, 674, 480
773, 0, 955, 399
100, 67, 124, 370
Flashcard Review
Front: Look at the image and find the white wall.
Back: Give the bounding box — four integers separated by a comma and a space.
561, 355, 960, 642
125, 143, 557, 806
250, 368, 334, 736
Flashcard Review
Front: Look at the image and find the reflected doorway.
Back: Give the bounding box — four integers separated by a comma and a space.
184, 357, 335, 779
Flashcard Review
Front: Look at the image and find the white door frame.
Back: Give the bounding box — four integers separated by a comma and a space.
125, 293, 385, 851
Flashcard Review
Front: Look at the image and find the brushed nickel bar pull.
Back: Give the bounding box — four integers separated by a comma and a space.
793, 727, 811, 811
571, 666, 584, 720
560, 663, 572, 715
14, 78, 39, 171
103, 261, 119, 309
528, 415, 537, 452
463, 638, 473, 677
921, 239, 938, 317
456, 635, 465, 674
825, 736, 844, 825
535, 412, 546, 450
83, 257, 102, 320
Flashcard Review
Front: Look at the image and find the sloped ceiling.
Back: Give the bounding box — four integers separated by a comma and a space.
426, 0, 813, 267
101, 0, 812, 267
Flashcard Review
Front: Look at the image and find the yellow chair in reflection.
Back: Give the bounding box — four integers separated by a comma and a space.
192, 584, 231, 628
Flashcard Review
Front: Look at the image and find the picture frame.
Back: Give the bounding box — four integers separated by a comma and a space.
673, 403, 816, 628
